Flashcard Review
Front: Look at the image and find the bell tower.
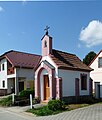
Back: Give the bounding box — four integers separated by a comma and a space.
42, 26, 52, 56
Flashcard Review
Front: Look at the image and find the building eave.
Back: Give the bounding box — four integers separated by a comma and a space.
58, 66, 93, 72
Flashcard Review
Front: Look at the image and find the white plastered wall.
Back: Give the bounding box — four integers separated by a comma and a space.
58, 69, 90, 97
0, 58, 7, 89
90, 52, 102, 89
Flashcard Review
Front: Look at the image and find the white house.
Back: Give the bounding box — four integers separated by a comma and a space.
35, 31, 92, 102
89, 50, 102, 98
0, 51, 41, 95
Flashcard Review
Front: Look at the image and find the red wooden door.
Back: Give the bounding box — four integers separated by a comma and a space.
75, 78, 79, 96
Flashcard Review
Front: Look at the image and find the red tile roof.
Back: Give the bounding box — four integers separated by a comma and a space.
0, 50, 41, 69
0, 49, 92, 72
50, 49, 92, 71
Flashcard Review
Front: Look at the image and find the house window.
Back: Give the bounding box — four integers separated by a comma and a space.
44, 40, 47, 47
2, 81, 5, 88
2, 64, 5, 71
81, 74, 87, 90
98, 57, 102, 68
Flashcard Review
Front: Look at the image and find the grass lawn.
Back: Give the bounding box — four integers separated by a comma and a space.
68, 104, 89, 110
27, 103, 90, 116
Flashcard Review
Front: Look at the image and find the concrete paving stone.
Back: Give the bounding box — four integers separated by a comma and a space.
0, 103, 102, 120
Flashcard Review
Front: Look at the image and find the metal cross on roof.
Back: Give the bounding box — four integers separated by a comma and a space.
44, 26, 50, 35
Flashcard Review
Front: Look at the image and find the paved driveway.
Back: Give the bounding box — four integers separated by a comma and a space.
0, 104, 102, 120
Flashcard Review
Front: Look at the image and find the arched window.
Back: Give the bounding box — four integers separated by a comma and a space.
44, 40, 47, 47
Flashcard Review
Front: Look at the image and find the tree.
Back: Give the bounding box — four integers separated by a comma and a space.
83, 51, 96, 66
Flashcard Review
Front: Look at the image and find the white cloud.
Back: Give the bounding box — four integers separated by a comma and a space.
0, 6, 4, 12
79, 20, 102, 47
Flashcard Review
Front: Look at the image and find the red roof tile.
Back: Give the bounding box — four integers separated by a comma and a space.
0, 50, 41, 69
50, 49, 92, 71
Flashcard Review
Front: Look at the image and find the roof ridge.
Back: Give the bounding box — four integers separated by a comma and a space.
1, 50, 41, 57
0, 50, 14, 57
52, 49, 76, 56
12, 50, 41, 56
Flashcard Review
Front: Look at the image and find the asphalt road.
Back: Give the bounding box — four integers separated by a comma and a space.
0, 107, 35, 120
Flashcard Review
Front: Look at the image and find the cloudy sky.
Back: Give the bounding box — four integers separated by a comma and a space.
0, 1, 102, 60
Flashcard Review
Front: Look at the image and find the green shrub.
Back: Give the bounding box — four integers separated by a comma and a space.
48, 100, 65, 111
32, 106, 53, 116
0, 96, 12, 106
27, 103, 65, 116
19, 89, 34, 98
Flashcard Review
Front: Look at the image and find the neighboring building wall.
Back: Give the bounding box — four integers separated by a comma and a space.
90, 52, 102, 89
94, 82, 102, 99
24, 80, 34, 90
58, 69, 90, 97
94, 82, 100, 99
16, 68, 34, 89
16, 68, 34, 79
7, 69, 16, 79
0, 58, 7, 89
0, 64, 35, 95
100, 85, 102, 98
7, 78, 15, 94
7, 68, 16, 94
